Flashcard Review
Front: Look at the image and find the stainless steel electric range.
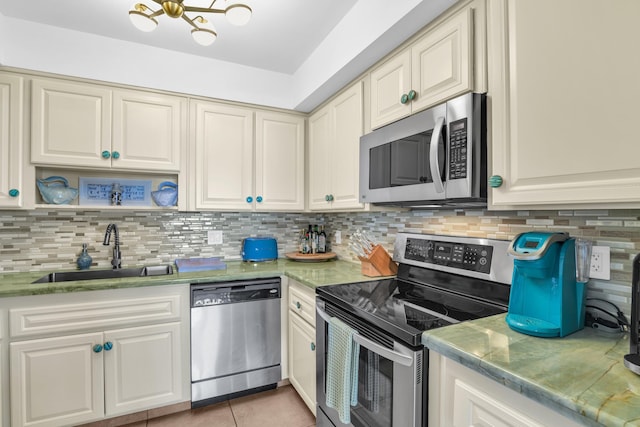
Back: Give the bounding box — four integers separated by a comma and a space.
315, 233, 514, 427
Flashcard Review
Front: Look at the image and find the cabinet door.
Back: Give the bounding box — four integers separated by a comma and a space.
288, 312, 316, 415
112, 90, 185, 172
31, 78, 112, 168
104, 322, 183, 416
0, 73, 25, 208
255, 111, 305, 211
308, 105, 332, 210
10, 333, 104, 427
370, 50, 412, 129
330, 81, 365, 210
411, 7, 473, 112
488, 0, 640, 209
192, 101, 254, 210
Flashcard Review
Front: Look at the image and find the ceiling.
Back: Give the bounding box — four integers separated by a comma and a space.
0, 0, 457, 111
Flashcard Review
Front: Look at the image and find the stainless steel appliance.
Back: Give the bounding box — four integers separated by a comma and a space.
191, 277, 281, 407
359, 92, 487, 208
315, 233, 513, 427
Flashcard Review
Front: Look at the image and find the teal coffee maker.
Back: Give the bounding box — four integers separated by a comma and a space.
506, 232, 588, 338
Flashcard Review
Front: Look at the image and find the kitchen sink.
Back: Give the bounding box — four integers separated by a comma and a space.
32, 265, 174, 284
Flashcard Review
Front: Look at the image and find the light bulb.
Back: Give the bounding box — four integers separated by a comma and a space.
129, 8, 158, 32
225, 4, 251, 26
192, 28, 217, 46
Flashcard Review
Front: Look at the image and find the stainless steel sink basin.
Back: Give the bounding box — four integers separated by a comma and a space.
32, 265, 174, 284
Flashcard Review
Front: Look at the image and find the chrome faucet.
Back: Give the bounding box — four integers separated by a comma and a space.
103, 223, 122, 269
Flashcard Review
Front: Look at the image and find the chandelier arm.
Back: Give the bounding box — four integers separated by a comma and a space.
208, 0, 218, 8
181, 14, 200, 29
183, 6, 225, 14
148, 9, 165, 18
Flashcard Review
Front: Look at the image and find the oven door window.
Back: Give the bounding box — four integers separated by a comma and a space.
368, 129, 445, 190
350, 346, 394, 427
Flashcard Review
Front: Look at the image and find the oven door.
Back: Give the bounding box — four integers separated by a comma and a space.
316, 300, 425, 427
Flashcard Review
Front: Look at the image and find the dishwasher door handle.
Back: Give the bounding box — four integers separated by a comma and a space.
316, 306, 413, 367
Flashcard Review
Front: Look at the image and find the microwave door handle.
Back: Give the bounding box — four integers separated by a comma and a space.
429, 116, 446, 193
316, 306, 413, 367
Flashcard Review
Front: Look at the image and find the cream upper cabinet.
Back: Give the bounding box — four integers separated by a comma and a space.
309, 81, 364, 211
487, 0, 640, 209
255, 111, 305, 211
191, 101, 254, 211
0, 73, 27, 208
370, 6, 474, 129
191, 100, 304, 211
31, 78, 185, 172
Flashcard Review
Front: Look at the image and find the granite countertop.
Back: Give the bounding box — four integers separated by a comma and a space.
0, 259, 382, 298
423, 313, 640, 427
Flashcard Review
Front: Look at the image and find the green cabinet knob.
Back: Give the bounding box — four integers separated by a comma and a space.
489, 175, 504, 188
256, 196, 263, 203
246, 196, 253, 203
8, 189, 19, 197
408, 89, 417, 101
93, 344, 103, 353
104, 341, 113, 351
310, 342, 316, 351
296, 301, 301, 309
329, 194, 334, 202
112, 151, 120, 159
101, 150, 111, 159
400, 93, 409, 104
325, 195, 330, 202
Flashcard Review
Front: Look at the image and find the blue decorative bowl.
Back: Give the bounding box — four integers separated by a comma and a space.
151, 181, 178, 207
37, 176, 78, 205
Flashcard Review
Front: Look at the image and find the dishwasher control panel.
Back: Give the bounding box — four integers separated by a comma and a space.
191, 278, 281, 307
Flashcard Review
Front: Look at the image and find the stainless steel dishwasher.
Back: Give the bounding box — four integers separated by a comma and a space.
191, 277, 281, 408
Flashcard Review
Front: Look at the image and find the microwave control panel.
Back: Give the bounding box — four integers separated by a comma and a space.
404, 237, 492, 273
449, 118, 468, 180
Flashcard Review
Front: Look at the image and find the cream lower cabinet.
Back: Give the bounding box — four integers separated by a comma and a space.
31, 77, 185, 172
308, 80, 364, 211
370, 4, 475, 129
191, 101, 304, 211
429, 352, 582, 427
488, 0, 640, 209
7, 287, 187, 427
0, 73, 28, 209
287, 280, 316, 415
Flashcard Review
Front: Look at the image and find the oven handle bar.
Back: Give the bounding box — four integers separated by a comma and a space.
316, 306, 414, 367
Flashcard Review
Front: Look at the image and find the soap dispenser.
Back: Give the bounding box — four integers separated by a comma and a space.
77, 243, 93, 270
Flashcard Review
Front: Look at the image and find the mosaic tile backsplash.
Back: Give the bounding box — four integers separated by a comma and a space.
1, 208, 639, 313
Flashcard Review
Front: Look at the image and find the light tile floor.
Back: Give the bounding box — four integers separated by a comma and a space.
123, 385, 315, 427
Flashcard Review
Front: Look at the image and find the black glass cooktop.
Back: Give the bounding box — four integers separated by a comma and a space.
316, 275, 507, 347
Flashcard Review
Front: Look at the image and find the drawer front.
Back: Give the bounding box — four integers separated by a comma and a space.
10, 294, 182, 338
289, 284, 316, 327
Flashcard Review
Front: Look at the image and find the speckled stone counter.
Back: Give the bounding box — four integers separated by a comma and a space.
0, 259, 381, 298
423, 313, 640, 427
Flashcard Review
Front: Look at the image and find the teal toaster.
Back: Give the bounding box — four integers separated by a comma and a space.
241, 237, 278, 262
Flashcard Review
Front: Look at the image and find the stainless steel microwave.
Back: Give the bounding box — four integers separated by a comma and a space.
359, 92, 487, 208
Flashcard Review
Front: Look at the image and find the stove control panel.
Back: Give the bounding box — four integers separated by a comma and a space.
404, 238, 493, 273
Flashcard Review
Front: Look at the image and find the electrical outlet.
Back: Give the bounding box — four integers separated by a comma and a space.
334, 231, 342, 245
207, 230, 223, 245
590, 246, 610, 280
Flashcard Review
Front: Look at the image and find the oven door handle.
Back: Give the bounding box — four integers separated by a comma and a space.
316, 306, 414, 367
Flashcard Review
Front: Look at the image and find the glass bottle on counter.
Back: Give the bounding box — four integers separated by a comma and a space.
318, 225, 327, 253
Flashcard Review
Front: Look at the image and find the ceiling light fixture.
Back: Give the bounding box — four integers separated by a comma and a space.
129, 0, 252, 46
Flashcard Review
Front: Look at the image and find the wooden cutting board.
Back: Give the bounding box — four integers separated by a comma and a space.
285, 252, 337, 262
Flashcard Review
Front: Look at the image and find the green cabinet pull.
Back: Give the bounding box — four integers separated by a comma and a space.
93, 344, 103, 353
407, 89, 417, 101
8, 189, 19, 197
489, 175, 504, 188
296, 301, 301, 309
310, 342, 316, 351
112, 151, 120, 159
400, 93, 409, 104
256, 196, 263, 203
104, 341, 113, 351
101, 150, 111, 159
246, 196, 253, 203
325, 194, 330, 202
